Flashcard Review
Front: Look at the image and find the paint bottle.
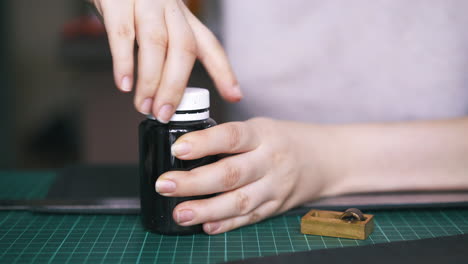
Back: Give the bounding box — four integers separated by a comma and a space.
139, 87, 217, 235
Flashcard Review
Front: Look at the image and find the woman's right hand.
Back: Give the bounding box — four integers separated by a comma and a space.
92, 0, 241, 122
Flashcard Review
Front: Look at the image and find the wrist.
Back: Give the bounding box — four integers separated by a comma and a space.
285, 121, 348, 202
308, 124, 350, 197
315, 124, 354, 197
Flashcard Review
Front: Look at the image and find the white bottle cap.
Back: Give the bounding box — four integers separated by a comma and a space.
176, 87, 210, 111
146, 87, 210, 122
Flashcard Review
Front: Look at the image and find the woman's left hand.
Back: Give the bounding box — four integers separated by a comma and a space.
154, 117, 338, 234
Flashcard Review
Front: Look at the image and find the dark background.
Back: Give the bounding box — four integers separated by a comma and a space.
0, 0, 225, 169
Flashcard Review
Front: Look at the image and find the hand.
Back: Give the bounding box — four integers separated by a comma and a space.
154, 118, 337, 234
92, 0, 241, 122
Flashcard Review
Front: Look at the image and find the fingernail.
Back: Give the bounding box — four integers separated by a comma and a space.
157, 104, 174, 124
140, 98, 153, 115
155, 179, 176, 194
121, 76, 132, 92
177, 210, 194, 223
232, 84, 243, 98
171, 142, 191, 157
206, 222, 221, 234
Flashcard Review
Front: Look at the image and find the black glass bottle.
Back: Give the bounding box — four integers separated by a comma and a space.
139, 88, 217, 235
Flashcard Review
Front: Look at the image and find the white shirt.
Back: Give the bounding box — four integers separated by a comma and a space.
222, 0, 468, 123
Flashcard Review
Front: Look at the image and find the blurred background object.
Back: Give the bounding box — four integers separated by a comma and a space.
1, 1, 14, 169
1, 0, 224, 169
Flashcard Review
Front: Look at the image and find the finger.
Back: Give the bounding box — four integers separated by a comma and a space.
172, 182, 272, 226
181, 4, 242, 102
134, 0, 167, 114
152, 0, 197, 123
100, 0, 135, 92
171, 122, 260, 159
156, 152, 264, 196
203, 201, 279, 235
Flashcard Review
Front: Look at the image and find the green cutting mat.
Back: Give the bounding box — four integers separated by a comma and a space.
0, 171, 55, 200
0, 172, 467, 264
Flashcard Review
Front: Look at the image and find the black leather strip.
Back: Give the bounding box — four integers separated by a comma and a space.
227, 234, 468, 264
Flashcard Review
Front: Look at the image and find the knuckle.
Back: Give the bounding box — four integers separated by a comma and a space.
113, 24, 135, 40
222, 164, 241, 189
272, 151, 285, 164
142, 30, 168, 49
196, 128, 209, 140
236, 192, 250, 215
246, 117, 273, 144
249, 212, 261, 225
180, 40, 197, 57
225, 123, 243, 150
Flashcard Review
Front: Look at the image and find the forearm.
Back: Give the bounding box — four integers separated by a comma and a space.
325, 117, 468, 196
295, 118, 468, 199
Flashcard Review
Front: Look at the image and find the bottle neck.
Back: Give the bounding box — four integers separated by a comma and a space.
147, 108, 210, 122
171, 108, 210, 122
